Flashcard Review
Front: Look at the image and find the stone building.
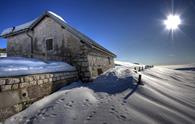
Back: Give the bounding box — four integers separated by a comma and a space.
0, 11, 116, 81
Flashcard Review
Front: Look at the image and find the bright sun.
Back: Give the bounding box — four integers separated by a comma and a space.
164, 14, 181, 30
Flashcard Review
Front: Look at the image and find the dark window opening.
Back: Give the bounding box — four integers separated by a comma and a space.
46, 39, 53, 50
97, 68, 103, 75
80, 40, 85, 44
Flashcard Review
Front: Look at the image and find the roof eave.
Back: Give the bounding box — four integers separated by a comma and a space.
0, 28, 29, 38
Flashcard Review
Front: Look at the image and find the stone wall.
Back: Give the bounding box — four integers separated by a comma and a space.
88, 49, 115, 79
0, 71, 78, 121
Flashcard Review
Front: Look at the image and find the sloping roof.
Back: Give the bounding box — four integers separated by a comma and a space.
0, 11, 116, 57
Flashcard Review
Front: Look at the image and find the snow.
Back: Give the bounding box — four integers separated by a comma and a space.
3, 64, 195, 124
48, 11, 67, 23
0, 53, 7, 57
1, 19, 36, 36
0, 57, 76, 77
159, 64, 195, 71
1, 11, 66, 36
115, 60, 145, 68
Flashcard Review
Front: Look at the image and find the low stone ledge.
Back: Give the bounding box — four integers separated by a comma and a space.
0, 70, 78, 121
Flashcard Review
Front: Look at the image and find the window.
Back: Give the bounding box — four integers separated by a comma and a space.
46, 39, 53, 50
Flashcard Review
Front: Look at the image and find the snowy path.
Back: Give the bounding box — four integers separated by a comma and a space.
4, 66, 195, 124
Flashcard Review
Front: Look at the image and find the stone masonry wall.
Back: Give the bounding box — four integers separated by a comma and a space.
88, 49, 115, 79
0, 71, 78, 121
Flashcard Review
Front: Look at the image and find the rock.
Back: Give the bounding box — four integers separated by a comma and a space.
7, 78, 20, 84
1, 85, 12, 91
12, 84, 19, 90
20, 83, 29, 88
0, 79, 6, 85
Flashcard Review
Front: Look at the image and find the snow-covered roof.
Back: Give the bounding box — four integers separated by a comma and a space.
0, 11, 116, 57
48, 11, 66, 22
0, 11, 66, 37
0, 57, 76, 77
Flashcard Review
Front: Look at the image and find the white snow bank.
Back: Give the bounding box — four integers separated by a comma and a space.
88, 66, 138, 94
115, 60, 144, 68
5, 82, 97, 124
4, 65, 195, 124
0, 57, 76, 77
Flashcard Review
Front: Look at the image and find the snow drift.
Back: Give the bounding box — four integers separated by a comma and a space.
115, 60, 144, 68
3, 64, 195, 124
0, 57, 76, 77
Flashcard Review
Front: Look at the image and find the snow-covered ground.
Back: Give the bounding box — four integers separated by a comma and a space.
115, 60, 144, 69
0, 57, 76, 77
3, 62, 195, 124
159, 63, 195, 71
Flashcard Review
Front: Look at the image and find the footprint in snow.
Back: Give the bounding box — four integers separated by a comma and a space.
65, 102, 73, 108
92, 111, 96, 114
83, 102, 89, 106
111, 107, 115, 111
56, 99, 64, 104
86, 111, 96, 121
59, 98, 65, 102
123, 100, 127, 103
86, 115, 93, 120
119, 115, 127, 120
46, 113, 57, 118
121, 102, 125, 106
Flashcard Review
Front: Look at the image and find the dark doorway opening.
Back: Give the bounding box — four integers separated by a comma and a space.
97, 68, 103, 75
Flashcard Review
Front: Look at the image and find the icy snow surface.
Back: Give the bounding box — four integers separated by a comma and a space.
0, 57, 75, 77
4, 63, 195, 124
48, 11, 66, 23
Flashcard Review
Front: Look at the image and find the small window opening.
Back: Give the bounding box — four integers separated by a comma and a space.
46, 39, 53, 50
97, 68, 103, 75
22, 93, 27, 97
80, 40, 85, 44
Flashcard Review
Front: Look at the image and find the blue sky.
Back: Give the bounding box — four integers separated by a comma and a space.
0, 0, 195, 65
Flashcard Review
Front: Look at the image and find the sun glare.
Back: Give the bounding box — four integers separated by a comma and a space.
164, 14, 181, 30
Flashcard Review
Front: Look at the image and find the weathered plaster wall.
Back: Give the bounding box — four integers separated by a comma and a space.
7, 33, 31, 57
33, 17, 83, 63
0, 71, 78, 121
